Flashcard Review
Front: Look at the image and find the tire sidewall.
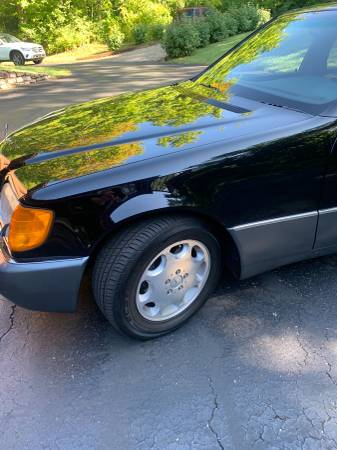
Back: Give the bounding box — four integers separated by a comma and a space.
113, 222, 222, 338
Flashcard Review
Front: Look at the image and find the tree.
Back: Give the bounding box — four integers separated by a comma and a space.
256, 0, 326, 15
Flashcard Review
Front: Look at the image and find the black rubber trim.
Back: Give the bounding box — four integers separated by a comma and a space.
175, 85, 251, 114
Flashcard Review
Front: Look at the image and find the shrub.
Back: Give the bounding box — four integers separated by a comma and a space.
162, 20, 200, 58
257, 8, 272, 26
21, 16, 95, 54
104, 20, 125, 52
194, 18, 211, 48
220, 12, 239, 37
205, 10, 231, 43
47, 17, 94, 53
133, 23, 150, 44
229, 5, 260, 33
120, 0, 172, 40
150, 23, 166, 41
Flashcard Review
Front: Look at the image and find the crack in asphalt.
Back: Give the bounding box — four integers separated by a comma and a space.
323, 331, 337, 388
295, 327, 310, 369
0, 305, 16, 343
207, 377, 225, 450
249, 279, 337, 449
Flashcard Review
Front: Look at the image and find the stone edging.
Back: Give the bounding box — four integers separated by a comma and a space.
0, 71, 50, 90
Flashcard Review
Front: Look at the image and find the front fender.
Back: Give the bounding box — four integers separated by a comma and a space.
110, 191, 174, 223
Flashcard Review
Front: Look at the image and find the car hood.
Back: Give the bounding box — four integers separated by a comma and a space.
0, 82, 312, 193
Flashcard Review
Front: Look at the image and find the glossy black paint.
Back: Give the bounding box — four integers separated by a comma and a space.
0, 84, 335, 273
1, 4, 337, 285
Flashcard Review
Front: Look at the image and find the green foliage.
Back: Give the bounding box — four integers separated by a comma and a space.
257, 8, 272, 26
193, 18, 211, 47
206, 10, 231, 42
132, 24, 150, 44
51, 17, 94, 53
104, 20, 125, 51
0, 0, 325, 57
150, 23, 166, 41
228, 4, 260, 33
200, 14, 295, 88
0, 83, 222, 188
169, 32, 250, 64
256, 0, 325, 15
221, 12, 240, 36
119, 0, 172, 39
132, 22, 167, 45
162, 20, 200, 58
162, 2, 262, 59
0, 0, 175, 54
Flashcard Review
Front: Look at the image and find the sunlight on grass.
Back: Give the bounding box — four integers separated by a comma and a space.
44, 43, 109, 64
170, 33, 250, 65
0, 64, 71, 78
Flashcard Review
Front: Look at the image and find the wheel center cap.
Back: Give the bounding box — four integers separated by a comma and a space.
170, 275, 183, 289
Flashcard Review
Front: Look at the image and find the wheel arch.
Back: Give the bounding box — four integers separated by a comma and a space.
9, 49, 25, 63
10, 49, 23, 57
87, 204, 242, 280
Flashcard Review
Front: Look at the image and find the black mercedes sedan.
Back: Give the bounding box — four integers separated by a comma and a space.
1, 4, 337, 339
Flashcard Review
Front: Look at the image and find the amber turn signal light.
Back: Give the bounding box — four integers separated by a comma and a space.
8, 205, 54, 252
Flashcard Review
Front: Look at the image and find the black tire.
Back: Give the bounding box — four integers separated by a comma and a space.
10, 50, 25, 66
33, 59, 43, 65
92, 215, 222, 340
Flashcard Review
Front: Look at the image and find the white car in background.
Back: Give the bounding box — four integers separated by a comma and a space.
0, 33, 46, 66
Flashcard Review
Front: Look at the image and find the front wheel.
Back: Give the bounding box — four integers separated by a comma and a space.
92, 216, 222, 339
33, 58, 43, 65
10, 51, 25, 66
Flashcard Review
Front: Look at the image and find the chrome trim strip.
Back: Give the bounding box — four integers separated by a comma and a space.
230, 211, 318, 231
319, 207, 337, 215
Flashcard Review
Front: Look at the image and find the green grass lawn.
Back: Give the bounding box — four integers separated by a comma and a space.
43, 43, 110, 64
170, 33, 250, 65
0, 64, 71, 78
43, 41, 155, 65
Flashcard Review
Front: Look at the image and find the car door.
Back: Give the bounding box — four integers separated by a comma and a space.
219, 113, 335, 279
0, 39, 10, 61
313, 38, 337, 251
314, 121, 337, 250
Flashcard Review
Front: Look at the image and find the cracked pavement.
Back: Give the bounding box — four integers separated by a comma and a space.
2, 256, 337, 450
1, 58, 337, 450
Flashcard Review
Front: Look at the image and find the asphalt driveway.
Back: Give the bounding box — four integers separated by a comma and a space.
1, 57, 337, 450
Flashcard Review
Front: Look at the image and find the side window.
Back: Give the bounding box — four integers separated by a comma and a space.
328, 39, 337, 72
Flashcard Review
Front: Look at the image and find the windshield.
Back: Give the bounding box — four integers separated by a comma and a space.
197, 10, 337, 115
0, 33, 21, 43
